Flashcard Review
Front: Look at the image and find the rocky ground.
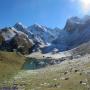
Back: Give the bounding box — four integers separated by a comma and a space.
1, 53, 90, 90
27, 51, 72, 59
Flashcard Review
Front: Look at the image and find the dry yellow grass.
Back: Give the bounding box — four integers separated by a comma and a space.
0, 51, 25, 82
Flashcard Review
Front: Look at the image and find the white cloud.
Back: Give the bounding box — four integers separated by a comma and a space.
70, 0, 90, 14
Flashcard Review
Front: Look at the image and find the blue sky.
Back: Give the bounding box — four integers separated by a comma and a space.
0, 0, 90, 28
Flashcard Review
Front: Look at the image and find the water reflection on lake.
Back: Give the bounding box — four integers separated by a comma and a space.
22, 58, 50, 70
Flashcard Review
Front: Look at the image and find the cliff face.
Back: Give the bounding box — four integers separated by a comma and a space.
52, 16, 90, 51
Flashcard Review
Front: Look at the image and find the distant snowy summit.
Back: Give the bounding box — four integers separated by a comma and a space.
14, 22, 61, 45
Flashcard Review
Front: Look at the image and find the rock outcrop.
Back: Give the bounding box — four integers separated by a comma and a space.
0, 27, 33, 54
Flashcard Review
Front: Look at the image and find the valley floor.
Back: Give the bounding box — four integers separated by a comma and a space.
2, 54, 90, 90
27, 51, 72, 59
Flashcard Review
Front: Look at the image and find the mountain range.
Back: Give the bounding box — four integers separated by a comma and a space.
1, 15, 90, 54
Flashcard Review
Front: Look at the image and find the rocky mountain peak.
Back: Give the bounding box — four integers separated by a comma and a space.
29, 24, 48, 32
14, 22, 27, 28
